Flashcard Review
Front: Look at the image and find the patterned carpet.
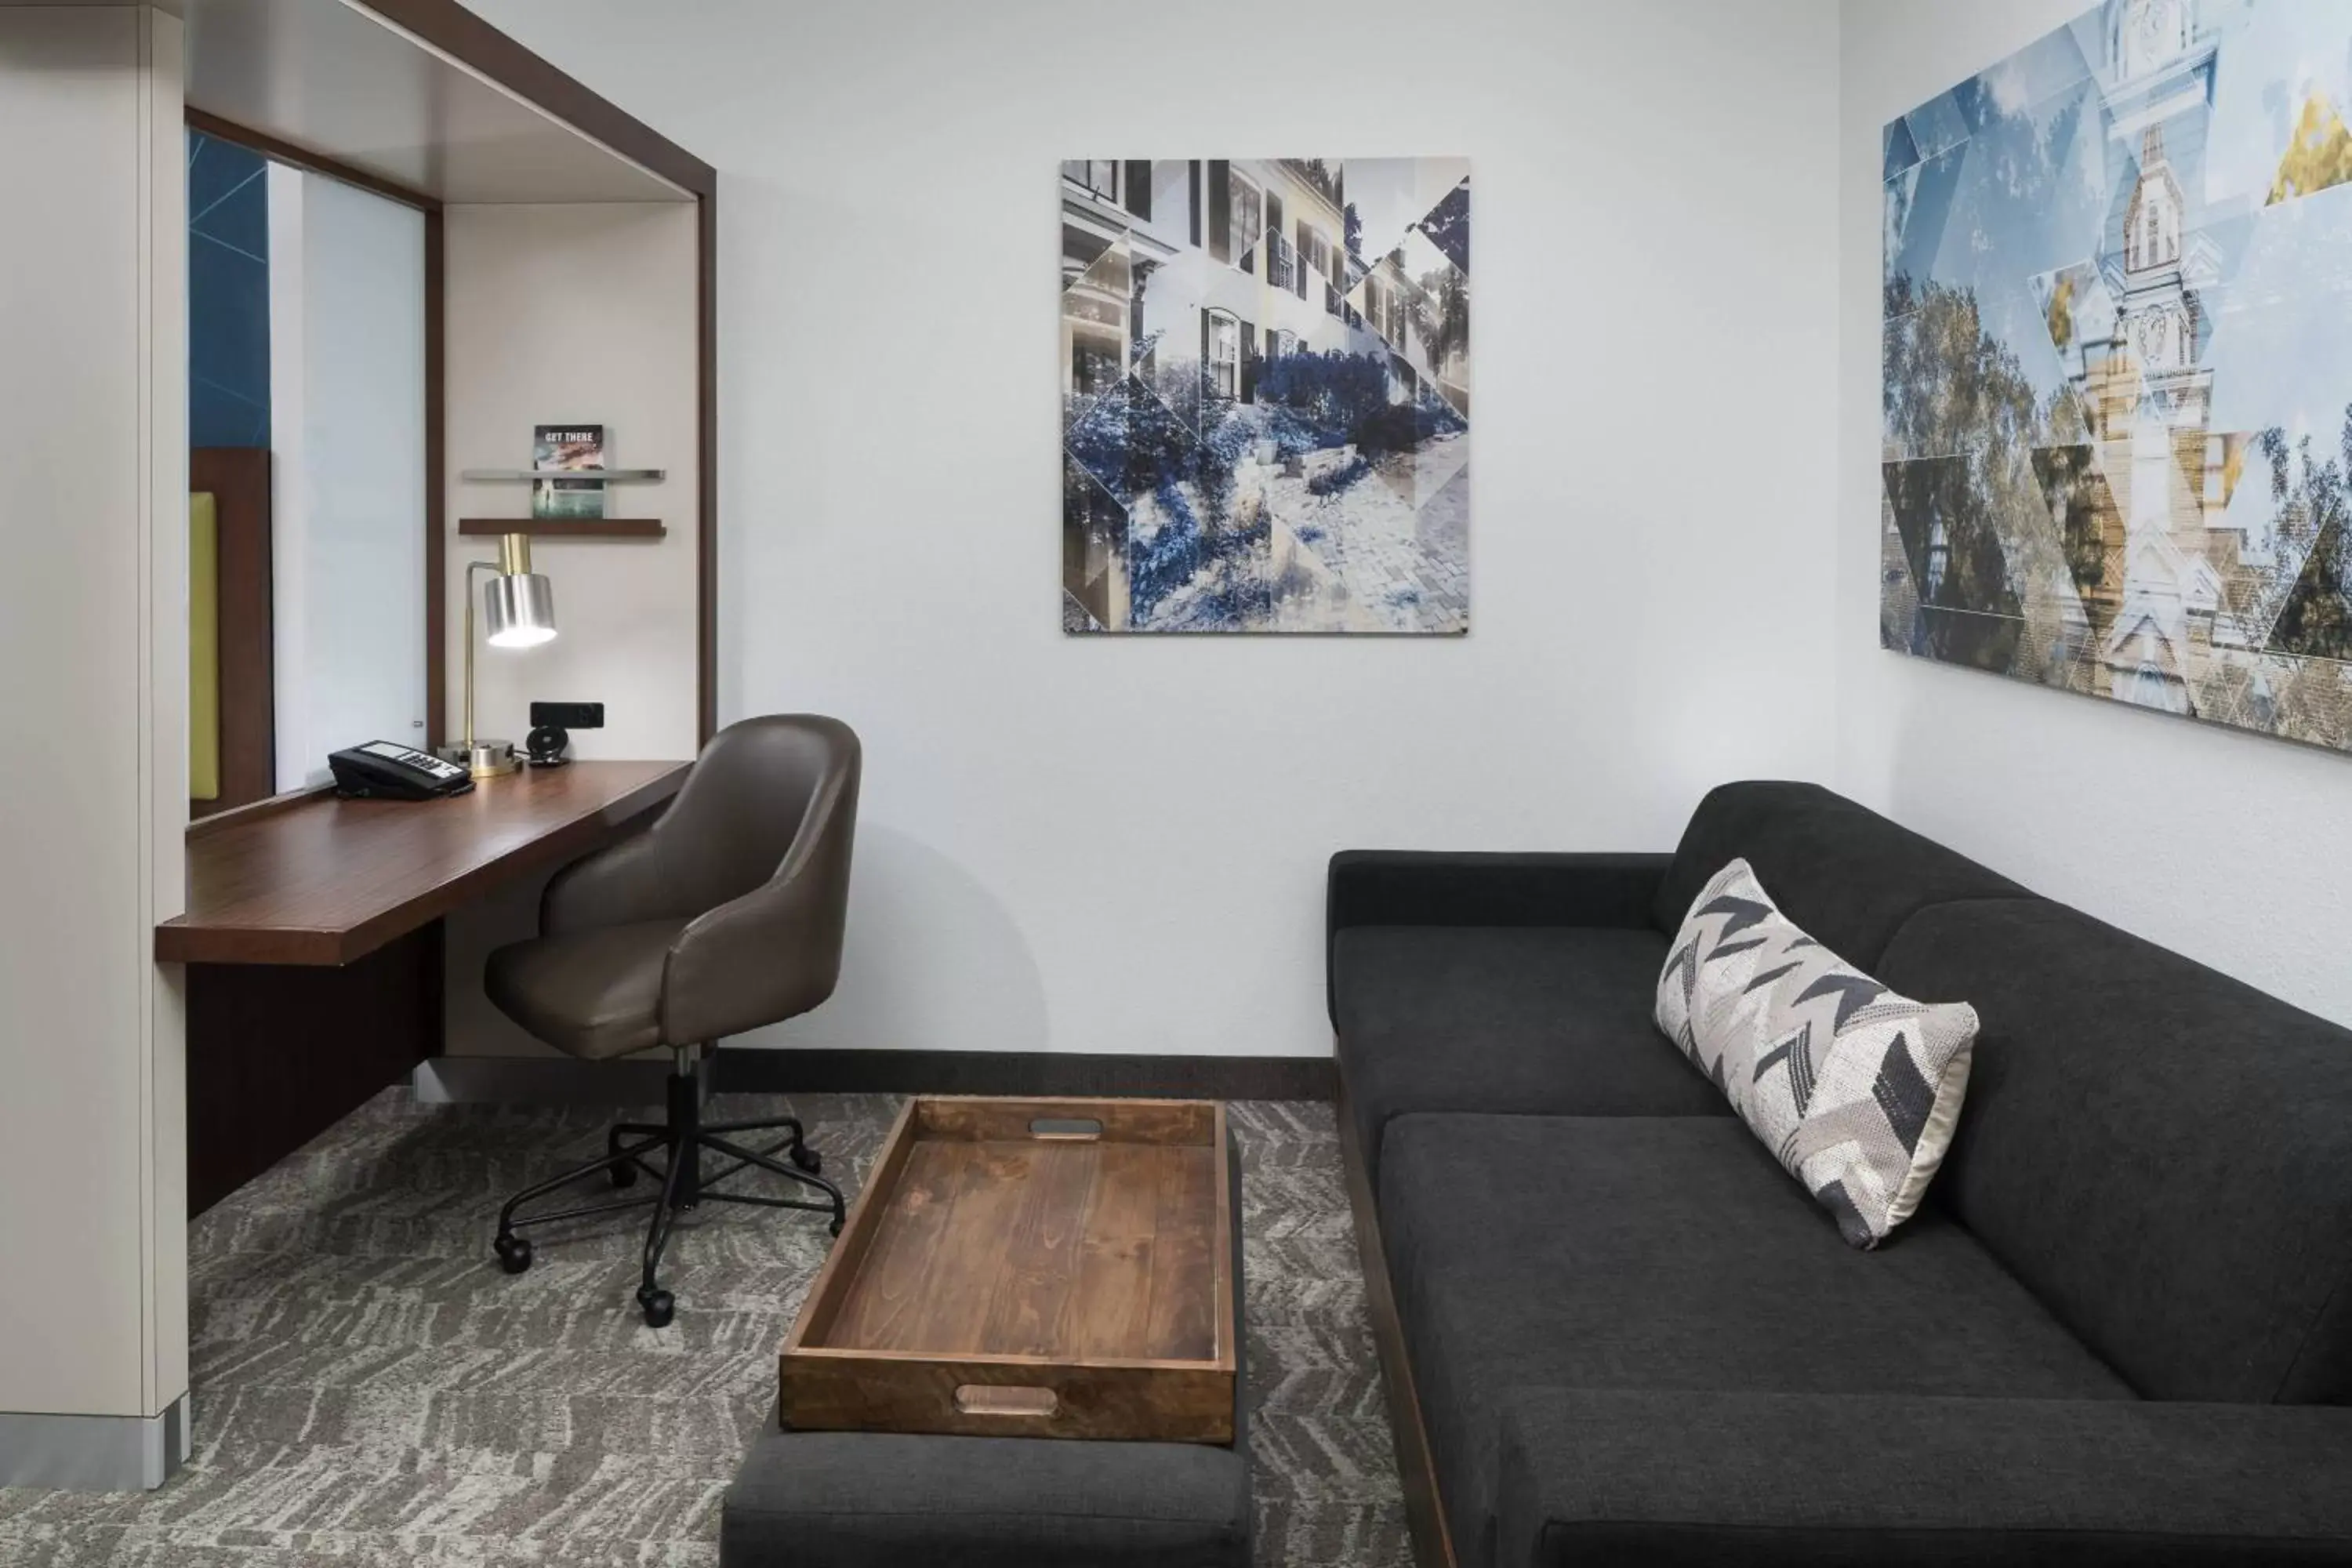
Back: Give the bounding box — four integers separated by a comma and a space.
0, 1091, 1410, 1566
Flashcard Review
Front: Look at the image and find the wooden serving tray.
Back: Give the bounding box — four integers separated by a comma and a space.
779, 1097, 1236, 1443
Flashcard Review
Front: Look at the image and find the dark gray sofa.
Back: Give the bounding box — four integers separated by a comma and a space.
1328, 781, 2352, 1568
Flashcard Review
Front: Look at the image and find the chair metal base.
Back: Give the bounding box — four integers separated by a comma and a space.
491, 1063, 845, 1326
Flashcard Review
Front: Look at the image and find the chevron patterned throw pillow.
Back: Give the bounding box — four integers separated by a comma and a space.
1655, 858, 1979, 1248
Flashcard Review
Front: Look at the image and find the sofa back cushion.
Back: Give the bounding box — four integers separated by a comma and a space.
1652, 783, 2031, 970
1878, 898, 2352, 1405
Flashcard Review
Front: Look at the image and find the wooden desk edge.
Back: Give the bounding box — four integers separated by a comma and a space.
155, 762, 690, 967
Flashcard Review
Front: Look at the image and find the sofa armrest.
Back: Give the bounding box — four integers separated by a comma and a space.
1494, 1388, 2352, 1567
1326, 851, 1670, 1024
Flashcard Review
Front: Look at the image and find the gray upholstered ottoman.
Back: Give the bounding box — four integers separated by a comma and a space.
719, 1137, 1251, 1568
719, 1420, 1251, 1567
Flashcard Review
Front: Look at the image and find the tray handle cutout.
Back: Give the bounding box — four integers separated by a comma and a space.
955, 1385, 1059, 1418
1028, 1116, 1103, 1141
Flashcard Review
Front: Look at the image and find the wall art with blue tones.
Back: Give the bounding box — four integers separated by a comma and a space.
1062, 158, 1468, 634
1886, 0, 2352, 750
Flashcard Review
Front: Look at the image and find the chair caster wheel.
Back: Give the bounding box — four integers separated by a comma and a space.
637, 1287, 674, 1328
494, 1235, 532, 1274
789, 1143, 822, 1175
610, 1160, 637, 1189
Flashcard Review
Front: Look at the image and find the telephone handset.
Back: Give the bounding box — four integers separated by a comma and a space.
327, 740, 475, 800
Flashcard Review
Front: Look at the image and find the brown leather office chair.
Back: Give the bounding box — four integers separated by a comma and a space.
484, 713, 858, 1326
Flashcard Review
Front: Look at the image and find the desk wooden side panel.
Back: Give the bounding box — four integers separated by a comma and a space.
187, 924, 439, 1215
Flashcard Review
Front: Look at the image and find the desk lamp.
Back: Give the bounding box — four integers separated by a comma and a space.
438, 532, 557, 778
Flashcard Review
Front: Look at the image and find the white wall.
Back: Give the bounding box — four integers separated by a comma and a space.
461, 0, 1845, 1059
442, 202, 701, 765
1839, 0, 2352, 1029
0, 4, 187, 1425
269, 166, 430, 789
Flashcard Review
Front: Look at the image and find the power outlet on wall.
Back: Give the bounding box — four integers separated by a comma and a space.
528, 702, 604, 730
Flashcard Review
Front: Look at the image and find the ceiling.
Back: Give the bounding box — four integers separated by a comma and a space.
183, 0, 691, 204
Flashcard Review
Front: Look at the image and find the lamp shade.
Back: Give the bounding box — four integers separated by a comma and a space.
484, 572, 556, 648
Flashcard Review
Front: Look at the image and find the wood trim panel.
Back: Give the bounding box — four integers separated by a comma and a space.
189, 447, 275, 818
158, 760, 687, 966
185, 106, 440, 212
911, 1095, 1218, 1145
1338, 1070, 1459, 1568
425, 204, 447, 747
785, 1098, 917, 1356
355, 0, 717, 198
696, 188, 717, 746
1210, 1100, 1238, 1396
779, 1356, 1233, 1445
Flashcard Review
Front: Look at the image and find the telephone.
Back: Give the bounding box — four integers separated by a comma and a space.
327, 740, 474, 800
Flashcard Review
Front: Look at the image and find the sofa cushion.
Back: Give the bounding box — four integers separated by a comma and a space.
1878, 898, 2352, 1406
1325, 850, 1672, 1024
1658, 858, 1980, 1247
1494, 1390, 2352, 1568
1334, 925, 1728, 1184
1650, 782, 2032, 970
1379, 1112, 2129, 1568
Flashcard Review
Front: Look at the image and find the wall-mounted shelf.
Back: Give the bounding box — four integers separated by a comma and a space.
460, 467, 666, 484
459, 517, 667, 538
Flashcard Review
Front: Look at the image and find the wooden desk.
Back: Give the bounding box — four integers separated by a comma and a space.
161, 760, 689, 965
161, 760, 690, 1213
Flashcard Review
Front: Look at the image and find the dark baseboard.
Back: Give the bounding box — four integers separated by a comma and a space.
713, 1047, 1334, 1102
413, 1054, 682, 1105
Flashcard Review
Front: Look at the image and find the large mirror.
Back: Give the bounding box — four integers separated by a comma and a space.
187, 129, 427, 815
